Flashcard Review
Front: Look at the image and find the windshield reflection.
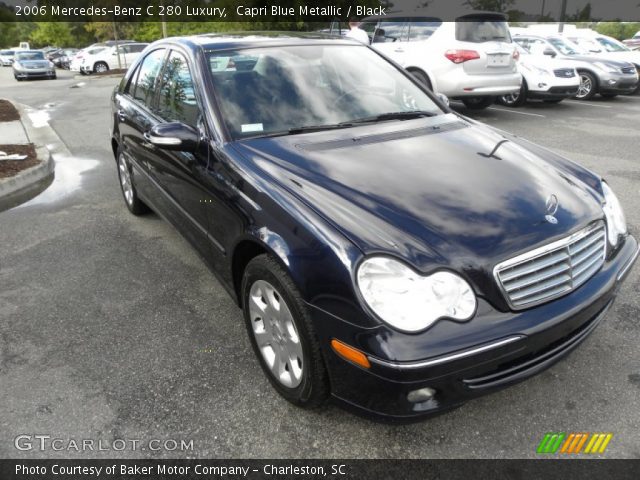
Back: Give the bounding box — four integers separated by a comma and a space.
207, 45, 442, 139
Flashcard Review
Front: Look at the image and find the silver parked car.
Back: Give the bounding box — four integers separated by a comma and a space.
514, 34, 639, 99
12, 50, 56, 81
0, 50, 15, 66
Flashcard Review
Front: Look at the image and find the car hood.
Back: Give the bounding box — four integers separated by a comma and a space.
562, 54, 632, 68
233, 114, 604, 303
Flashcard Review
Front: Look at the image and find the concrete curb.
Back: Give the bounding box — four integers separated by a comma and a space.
0, 100, 56, 212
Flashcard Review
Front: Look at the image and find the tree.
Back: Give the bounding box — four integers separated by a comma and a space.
464, 0, 515, 12
30, 22, 74, 47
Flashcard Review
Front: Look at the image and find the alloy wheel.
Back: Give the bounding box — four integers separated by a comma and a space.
248, 279, 304, 388
576, 74, 593, 99
502, 91, 519, 105
95, 63, 108, 73
118, 154, 134, 206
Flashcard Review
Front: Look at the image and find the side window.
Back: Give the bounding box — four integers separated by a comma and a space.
156, 51, 199, 128
129, 44, 146, 53
374, 21, 408, 43
359, 21, 378, 43
408, 20, 442, 41
131, 49, 166, 108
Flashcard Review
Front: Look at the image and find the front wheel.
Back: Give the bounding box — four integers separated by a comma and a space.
497, 83, 527, 107
462, 96, 495, 110
575, 71, 597, 100
242, 254, 329, 408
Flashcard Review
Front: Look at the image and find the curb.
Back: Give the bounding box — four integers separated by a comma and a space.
0, 100, 56, 212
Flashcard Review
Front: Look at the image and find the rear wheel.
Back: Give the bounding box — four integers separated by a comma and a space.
497, 82, 527, 107
117, 149, 149, 215
575, 71, 597, 100
462, 96, 495, 110
94, 61, 109, 74
242, 254, 329, 408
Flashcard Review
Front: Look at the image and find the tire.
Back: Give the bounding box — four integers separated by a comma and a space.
543, 99, 563, 104
94, 61, 109, 74
497, 82, 527, 107
600, 93, 617, 98
116, 148, 150, 215
462, 96, 496, 110
241, 254, 329, 408
575, 71, 597, 100
408, 69, 432, 90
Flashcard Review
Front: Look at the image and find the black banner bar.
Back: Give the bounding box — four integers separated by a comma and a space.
2, 459, 640, 480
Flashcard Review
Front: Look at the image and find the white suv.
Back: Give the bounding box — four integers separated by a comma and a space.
357, 12, 522, 110
80, 43, 148, 74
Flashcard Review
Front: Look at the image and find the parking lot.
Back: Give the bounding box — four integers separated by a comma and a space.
1, 65, 639, 459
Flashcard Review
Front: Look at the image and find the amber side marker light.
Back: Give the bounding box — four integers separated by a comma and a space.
331, 339, 371, 369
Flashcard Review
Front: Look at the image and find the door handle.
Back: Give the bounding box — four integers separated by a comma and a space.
142, 131, 153, 148
117, 109, 127, 122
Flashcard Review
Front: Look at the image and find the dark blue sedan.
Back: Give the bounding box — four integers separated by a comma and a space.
110, 33, 638, 422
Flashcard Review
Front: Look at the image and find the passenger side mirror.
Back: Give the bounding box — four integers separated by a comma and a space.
436, 93, 450, 107
145, 122, 199, 152
543, 48, 556, 57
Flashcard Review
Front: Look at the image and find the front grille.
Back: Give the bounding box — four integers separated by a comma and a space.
621, 66, 635, 74
553, 68, 575, 78
494, 223, 606, 309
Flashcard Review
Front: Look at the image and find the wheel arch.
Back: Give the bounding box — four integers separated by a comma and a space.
406, 66, 435, 91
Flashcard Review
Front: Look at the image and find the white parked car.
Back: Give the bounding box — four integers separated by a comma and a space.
79, 43, 148, 74
69, 46, 107, 73
498, 44, 580, 107
357, 11, 521, 110
0, 50, 15, 66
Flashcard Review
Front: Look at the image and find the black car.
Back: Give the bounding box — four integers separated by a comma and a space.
110, 33, 638, 422
48, 48, 80, 69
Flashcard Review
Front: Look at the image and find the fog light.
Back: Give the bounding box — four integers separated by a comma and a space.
608, 79, 617, 85
407, 387, 436, 403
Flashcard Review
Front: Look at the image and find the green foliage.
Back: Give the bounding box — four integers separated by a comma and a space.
595, 22, 640, 40
30, 22, 74, 47
464, 0, 515, 12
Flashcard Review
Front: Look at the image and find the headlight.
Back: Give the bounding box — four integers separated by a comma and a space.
602, 182, 627, 247
13, 62, 23, 70
356, 257, 477, 332
593, 61, 618, 73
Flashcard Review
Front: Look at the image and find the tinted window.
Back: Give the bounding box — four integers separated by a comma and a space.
16, 51, 45, 61
408, 20, 442, 41
156, 51, 199, 128
547, 38, 580, 55
207, 45, 441, 139
374, 21, 408, 43
131, 49, 166, 107
128, 44, 147, 53
456, 18, 511, 43
597, 37, 627, 52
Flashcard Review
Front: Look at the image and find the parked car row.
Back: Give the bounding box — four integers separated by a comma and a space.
330, 14, 639, 109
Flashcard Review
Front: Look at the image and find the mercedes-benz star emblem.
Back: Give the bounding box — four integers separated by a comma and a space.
545, 194, 559, 224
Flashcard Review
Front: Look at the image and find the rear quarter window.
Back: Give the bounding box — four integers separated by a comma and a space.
456, 17, 511, 43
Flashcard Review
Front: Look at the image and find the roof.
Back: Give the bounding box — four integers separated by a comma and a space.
157, 32, 361, 52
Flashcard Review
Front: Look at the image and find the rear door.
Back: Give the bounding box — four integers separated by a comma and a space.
455, 14, 515, 75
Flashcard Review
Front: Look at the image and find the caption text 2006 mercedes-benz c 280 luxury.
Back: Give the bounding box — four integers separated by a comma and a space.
110, 33, 639, 422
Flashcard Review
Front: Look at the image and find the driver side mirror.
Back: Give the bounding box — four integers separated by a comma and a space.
145, 122, 199, 152
543, 48, 556, 57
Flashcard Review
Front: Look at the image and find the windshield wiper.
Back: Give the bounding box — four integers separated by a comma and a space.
341, 110, 438, 125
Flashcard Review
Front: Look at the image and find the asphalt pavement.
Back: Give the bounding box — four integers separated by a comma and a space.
0, 67, 639, 459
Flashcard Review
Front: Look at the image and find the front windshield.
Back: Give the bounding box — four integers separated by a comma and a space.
547, 38, 581, 55
16, 51, 45, 61
207, 44, 442, 139
597, 37, 629, 52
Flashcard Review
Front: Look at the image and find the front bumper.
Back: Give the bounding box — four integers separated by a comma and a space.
311, 235, 638, 422
14, 69, 55, 79
597, 72, 639, 94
